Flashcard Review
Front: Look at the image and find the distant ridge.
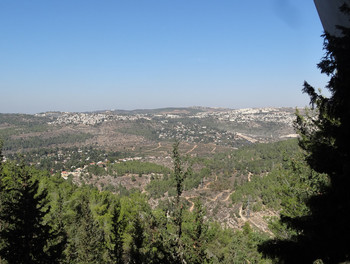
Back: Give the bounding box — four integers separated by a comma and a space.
33, 106, 295, 116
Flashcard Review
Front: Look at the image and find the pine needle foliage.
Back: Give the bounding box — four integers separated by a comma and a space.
0, 162, 61, 264
259, 4, 350, 263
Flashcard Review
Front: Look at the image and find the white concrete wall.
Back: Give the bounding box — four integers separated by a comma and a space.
314, 0, 350, 36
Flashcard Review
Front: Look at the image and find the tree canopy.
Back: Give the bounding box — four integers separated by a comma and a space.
259, 4, 350, 263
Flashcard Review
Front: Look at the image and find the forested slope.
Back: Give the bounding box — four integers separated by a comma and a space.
0, 137, 326, 263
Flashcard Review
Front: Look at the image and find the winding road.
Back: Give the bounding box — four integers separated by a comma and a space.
145, 142, 162, 152
186, 144, 197, 154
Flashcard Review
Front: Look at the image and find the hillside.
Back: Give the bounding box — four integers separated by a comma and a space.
1, 107, 322, 263
0, 107, 302, 234
0, 107, 297, 155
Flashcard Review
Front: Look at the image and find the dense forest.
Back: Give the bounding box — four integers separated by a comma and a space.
0, 140, 269, 263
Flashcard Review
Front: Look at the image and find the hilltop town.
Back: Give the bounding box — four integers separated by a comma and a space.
33, 107, 297, 148
41, 107, 295, 128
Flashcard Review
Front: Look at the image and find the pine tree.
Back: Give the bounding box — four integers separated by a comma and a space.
259, 4, 350, 263
129, 214, 145, 264
109, 202, 125, 264
184, 200, 211, 264
67, 193, 105, 264
0, 162, 60, 264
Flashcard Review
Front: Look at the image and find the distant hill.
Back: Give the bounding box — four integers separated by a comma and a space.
0, 107, 298, 154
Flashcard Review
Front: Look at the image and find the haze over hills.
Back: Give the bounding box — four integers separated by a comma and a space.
0, 106, 298, 155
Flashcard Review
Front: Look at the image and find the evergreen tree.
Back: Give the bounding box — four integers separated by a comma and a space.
171, 141, 191, 263
67, 194, 105, 264
47, 191, 68, 263
109, 202, 125, 264
260, 4, 350, 263
0, 162, 61, 264
144, 213, 175, 264
0, 140, 5, 263
0, 140, 3, 162
129, 214, 145, 264
184, 200, 211, 264
229, 223, 270, 264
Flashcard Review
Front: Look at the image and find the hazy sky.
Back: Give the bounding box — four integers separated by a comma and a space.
0, 0, 328, 113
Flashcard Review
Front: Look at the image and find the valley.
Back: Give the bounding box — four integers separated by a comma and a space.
0, 106, 300, 233
1, 106, 325, 263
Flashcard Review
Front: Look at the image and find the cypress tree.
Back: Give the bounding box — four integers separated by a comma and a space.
171, 141, 192, 263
